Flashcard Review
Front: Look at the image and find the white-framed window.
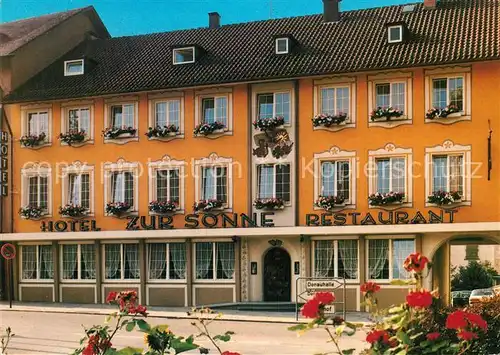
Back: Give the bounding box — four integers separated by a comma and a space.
431, 76, 464, 110
320, 160, 350, 200
201, 96, 228, 126
375, 157, 406, 195
275, 38, 289, 54
149, 156, 186, 212
173, 47, 195, 65
67, 107, 90, 132
21, 244, 53, 281
110, 104, 135, 128
257, 92, 291, 124
67, 173, 91, 209
147, 242, 187, 280
61, 244, 95, 280
21, 164, 52, 214
104, 160, 139, 212
375, 82, 406, 113
257, 163, 290, 202
201, 166, 228, 203
367, 238, 415, 281
64, 59, 84, 76
313, 239, 359, 280
387, 25, 403, 43
27, 111, 49, 137
319, 87, 350, 117
103, 243, 140, 280
194, 242, 235, 280
431, 154, 464, 195
154, 99, 181, 128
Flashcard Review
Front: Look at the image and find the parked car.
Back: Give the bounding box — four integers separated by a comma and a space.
451, 290, 472, 307
469, 288, 495, 305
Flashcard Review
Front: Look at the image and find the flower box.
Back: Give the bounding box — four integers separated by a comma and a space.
370, 107, 404, 121
149, 200, 179, 214
19, 205, 44, 219
193, 122, 226, 136
20, 133, 47, 147
427, 190, 462, 205
102, 126, 137, 139
368, 192, 405, 206
253, 116, 285, 131
59, 130, 87, 145
315, 195, 346, 211
59, 204, 88, 217
145, 125, 180, 139
193, 199, 224, 212
253, 197, 285, 210
106, 202, 132, 216
312, 113, 348, 128
426, 105, 461, 119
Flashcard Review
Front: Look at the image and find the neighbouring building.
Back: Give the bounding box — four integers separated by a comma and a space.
1, 0, 499, 310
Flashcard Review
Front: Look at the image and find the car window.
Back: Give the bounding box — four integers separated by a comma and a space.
471, 289, 493, 296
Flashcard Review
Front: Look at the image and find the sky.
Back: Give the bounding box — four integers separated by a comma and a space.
1, 0, 411, 37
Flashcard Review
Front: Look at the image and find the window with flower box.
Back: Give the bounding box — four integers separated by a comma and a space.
60, 105, 93, 145
21, 107, 51, 147
61, 243, 95, 280
103, 100, 138, 142
21, 244, 53, 281
367, 238, 415, 281
147, 97, 183, 139
313, 239, 359, 280
201, 166, 227, 203
375, 82, 406, 114
104, 160, 139, 214
194, 92, 232, 137
257, 92, 291, 124
147, 242, 187, 280
320, 161, 350, 202
103, 243, 140, 280
313, 78, 356, 131
194, 242, 235, 280
320, 87, 350, 118
257, 164, 290, 202
194, 154, 232, 210
375, 157, 406, 195
21, 164, 52, 217
431, 155, 464, 194
149, 156, 185, 213
111, 172, 134, 206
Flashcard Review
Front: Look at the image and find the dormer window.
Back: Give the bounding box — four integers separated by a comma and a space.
64, 59, 84, 76
275, 38, 289, 54
173, 47, 195, 65
387, 25, 403, 43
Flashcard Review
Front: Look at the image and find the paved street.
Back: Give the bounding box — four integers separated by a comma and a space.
0, 311, 368, 354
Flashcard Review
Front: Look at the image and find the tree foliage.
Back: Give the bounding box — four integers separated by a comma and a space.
451, 261, 497, 291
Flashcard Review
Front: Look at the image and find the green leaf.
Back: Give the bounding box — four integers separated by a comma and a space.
397, 331, 411, 345
342, 349, 356, 355
288, 324, 308, 331
135, 319, 150, 332
395, 350, 407, 355
171, 337, 199, 354
213, 334, 231, 342
113, 347, 143, 355
125, 321, 136, 332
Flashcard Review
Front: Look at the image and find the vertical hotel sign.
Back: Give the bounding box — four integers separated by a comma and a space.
1, 130, 8, 196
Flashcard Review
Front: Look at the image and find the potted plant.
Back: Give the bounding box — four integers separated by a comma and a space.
149, 200, 179, 214
105, 201, 131, 216
193, 199, 224, 212
19, 205, 44, 219
102, 126, 137, 139
20, 132, 47, 147
253, 116, 285, 131
370, 106, 404, 121
58, 130, 86, 145
368, 191, 405, 206
312, 113, 348, 127
193, 122, 226, 136
426, 104, 461, 119
59, 204, 88, 217
315, 195, 346, 210
427, 190, 462, 205
253, 197, 285, 210
145, 125, 179, 138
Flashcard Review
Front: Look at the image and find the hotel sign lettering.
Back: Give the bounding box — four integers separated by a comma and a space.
1, 131, 8, 197
39, 210, 456, 232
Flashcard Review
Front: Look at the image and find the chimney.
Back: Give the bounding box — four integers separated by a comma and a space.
209, 12, 221, 29
323, 0, 341, 23
424, 0, 437, 9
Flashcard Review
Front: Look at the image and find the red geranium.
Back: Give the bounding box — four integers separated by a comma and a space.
426, 332, 440, 341
464, 312, 488, 331
457, 330, 478, 341
301, 298, 321, 318
105, 291, 118, 304
361, 282, 381, 294
403, 252, 429, 273
406, 290, 433, 308
366, 329, 390, 344
314, 292, 335, 305
446, 310, 468, 330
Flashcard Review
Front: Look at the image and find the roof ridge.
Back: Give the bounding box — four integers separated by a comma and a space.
0, 6, 92, 27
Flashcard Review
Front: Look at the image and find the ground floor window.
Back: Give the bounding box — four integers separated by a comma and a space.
21, 244, 53, 280
104, 243, 140, 280
313, 240, 358, 279
195, 242, 235, 280
61, 244, 96, 280
367, 239, 415, 280
147, 243, 187, 280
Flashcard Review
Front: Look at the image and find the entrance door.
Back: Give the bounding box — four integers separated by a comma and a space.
263, 247, 291, 302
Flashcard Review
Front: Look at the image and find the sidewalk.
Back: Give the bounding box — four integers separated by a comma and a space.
0, 301, 372, 325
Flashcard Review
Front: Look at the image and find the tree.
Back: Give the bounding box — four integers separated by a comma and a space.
451, 261, 496, 291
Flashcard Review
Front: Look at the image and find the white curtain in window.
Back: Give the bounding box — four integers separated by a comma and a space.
40, 245, 54, 279
105, 244, 121, 279
81, 244, 96, 279
368, 240, 389, 279
125, 244, 140, 279
392, 240, 415, 280
62, 245, 78, 279
338, 240, 358, 279
196, 242, 213, 279
217, 243, 235, 279
112, 173, 124, 203
170, 243, 186, 279
148, 243, 167, 279
202, 168, 215, 200
69, 174, 81, 205
22, 246, 37, 279
314, 240, 334, 278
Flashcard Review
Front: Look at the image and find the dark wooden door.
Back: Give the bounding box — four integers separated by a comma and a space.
263, 247, 291, 302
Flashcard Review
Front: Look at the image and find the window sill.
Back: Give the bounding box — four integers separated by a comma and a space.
369, 116, 412, 128
194, 129, 232, 139
20, 142, 52, 150
313, 122, 355, 132
193, 279, 236, 284
368, 202, 412, 211
313, 203, 356, 212
60, 280, 97, 284
104, 135, 139, 145
20, 280, 54, 284
194, 207, 232, 214
61, 139, 94, 147
149, 210, 185, 216
146, 280, 187, 284
425, 114, 470, 125
425, 201, 470, 209
60, 212, 95, 219
147, 134, 184, 142
103, 280, 141, 283
20, 214, 51, 221
105, 211, 138, 219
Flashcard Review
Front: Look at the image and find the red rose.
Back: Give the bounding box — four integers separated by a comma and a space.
105, 291, 118, 304
366, 329, 390, 344
464, 312, 487, 331
406, 290, 433, 308
403, 252, 429, 273
301, 298, 321, 319
361, 282, 381, 294
314, 292, 335, 305
221, 352, 241, 355
446, 310, 468, 330
457, 330, 478, 341
426, 332, 440, 341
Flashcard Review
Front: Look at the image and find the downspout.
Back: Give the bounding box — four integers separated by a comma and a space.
293, 79, 300, 226
247, 83, 253, 216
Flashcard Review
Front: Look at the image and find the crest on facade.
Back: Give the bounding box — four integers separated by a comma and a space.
253, 129, 293, 159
